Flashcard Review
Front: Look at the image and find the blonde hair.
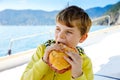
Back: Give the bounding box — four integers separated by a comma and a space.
56, 6, 92, 35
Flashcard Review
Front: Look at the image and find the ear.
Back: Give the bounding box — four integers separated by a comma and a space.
79, 33, 88, 43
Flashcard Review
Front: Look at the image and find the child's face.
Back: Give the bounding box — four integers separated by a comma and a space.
55, 22, 81, 48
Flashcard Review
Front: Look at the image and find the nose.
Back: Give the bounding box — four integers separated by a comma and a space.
58, 31, 65, 39
56, 31, 65, 43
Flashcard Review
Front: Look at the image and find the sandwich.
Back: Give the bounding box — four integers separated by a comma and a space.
48, 43, 76, 73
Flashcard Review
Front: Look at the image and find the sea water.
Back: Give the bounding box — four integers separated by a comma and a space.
0, 25, 109, 57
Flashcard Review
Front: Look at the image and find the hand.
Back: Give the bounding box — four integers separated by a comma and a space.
43, 43, 62, 63
64, 49, 83, 78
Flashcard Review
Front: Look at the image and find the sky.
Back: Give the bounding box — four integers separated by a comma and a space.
0, 0, 119, 11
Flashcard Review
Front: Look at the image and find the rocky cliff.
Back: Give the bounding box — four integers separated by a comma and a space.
106, 1, 120, 25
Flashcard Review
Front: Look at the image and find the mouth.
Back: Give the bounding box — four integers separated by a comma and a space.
56, 42, 68, 47
57, 42, 65, 45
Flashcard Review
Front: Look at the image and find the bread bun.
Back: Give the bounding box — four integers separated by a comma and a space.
48, 43, 76, 73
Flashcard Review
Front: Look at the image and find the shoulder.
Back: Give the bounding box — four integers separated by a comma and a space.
76, 46, 85, 55
44, 39, 56, 47
76, 46, 92, 64
37, 39, 55, 49
34, 40, 55, 59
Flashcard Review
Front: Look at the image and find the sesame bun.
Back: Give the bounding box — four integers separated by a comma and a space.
48, 43, 76, 73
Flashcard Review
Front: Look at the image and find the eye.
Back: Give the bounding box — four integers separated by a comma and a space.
66, 31, 72, 34
65, 31, 73, 35
55, 27, 60, 32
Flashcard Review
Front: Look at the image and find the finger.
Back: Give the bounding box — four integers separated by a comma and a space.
64, 56, 73, 65
65, 51, 81, 62
46, 44, 60, 52
65, 51, 76, 59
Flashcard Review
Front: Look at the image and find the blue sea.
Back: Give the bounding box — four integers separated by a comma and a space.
0, 25, 108, 57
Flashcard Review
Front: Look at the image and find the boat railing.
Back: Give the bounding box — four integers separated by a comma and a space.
80, 15, 111, 47
7, 31, 54, 55
7, 15, 111, 55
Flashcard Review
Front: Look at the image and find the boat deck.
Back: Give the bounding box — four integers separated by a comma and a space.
0, 25, 120, 80
81, 25, 120, 79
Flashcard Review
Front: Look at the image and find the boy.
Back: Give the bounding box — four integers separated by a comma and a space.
21, 5, 93, 80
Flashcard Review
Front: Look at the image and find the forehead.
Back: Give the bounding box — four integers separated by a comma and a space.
56, 21, 77, 30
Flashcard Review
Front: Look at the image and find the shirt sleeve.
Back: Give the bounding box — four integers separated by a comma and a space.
21, 44, 50, 80
73, 54, 94, 80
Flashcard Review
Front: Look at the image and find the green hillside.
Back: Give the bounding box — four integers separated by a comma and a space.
105, 1, 120, 25
105, 1, 120, 15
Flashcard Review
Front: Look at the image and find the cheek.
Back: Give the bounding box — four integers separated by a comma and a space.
67, 40, 77, 48
66, 36, 76, 45
55, 32, 58, 40
69, 36, 80, 45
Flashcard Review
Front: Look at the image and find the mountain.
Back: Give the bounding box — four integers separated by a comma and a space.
0, 9, 59, 25
0, 2, 119, 26
86, 5, 112, 19
92, 1, 120, 25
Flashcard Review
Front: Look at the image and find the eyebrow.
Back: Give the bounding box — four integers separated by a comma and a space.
56, 25, 75, 31
66, 29, 74, 31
